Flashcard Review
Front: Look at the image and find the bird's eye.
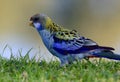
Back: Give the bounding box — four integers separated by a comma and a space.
34, 17, 39, 21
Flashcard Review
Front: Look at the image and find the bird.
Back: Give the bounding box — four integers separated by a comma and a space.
29, 13, 120, 66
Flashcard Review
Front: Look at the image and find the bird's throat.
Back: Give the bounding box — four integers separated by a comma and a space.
33, 22, 44, 31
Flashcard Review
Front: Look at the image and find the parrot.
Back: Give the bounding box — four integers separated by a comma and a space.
29, 13, 120, 66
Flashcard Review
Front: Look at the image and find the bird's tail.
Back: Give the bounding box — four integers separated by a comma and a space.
91, 50, 120, 60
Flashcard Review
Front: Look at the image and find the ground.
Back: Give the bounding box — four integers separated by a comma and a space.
0, 53, 120, 82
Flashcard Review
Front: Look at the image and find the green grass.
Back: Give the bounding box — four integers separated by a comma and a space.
0, 53, 120, 82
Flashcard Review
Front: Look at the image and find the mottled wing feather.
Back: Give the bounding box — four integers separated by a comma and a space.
52, 30, 101, 55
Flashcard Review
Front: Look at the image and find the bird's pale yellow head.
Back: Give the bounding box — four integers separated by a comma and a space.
30, 13, 52, 30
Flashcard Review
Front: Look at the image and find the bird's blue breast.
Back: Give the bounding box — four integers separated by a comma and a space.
38, 29, 54, 50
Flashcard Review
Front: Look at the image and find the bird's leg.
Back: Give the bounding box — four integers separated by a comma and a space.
67, 55, 76, 64
60, 57, 69, 67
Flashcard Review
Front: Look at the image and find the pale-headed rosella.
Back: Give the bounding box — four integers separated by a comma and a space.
29, 13, 120, 66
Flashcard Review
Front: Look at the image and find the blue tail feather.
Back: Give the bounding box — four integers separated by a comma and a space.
92, 50, 120, 60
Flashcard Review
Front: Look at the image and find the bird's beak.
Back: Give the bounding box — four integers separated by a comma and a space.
29, 17, 34, 27
29, 22, 34, 27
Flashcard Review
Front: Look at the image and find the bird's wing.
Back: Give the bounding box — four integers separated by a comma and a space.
52, 29, 109, 55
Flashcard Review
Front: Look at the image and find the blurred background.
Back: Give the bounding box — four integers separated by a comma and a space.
0, 0, 120, 61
